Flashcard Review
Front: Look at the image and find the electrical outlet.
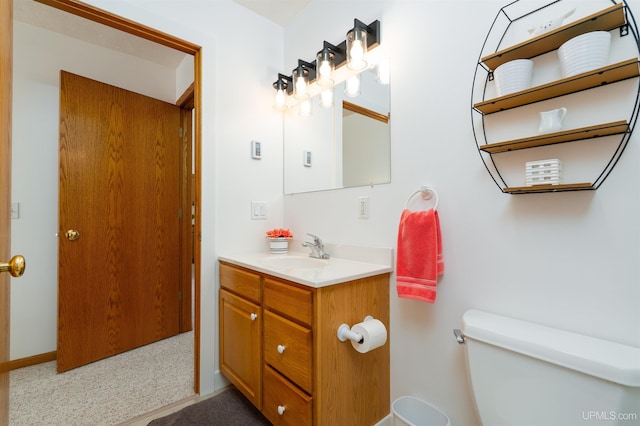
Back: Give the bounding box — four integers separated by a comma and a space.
359, 196, 369, 219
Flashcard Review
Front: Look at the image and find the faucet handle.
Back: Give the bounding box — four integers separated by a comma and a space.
307, 233, 322, 244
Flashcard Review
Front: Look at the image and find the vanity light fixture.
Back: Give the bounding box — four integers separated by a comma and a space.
273, 73, 292, 111
293, 59, 316, 100
272, 19, 380, 110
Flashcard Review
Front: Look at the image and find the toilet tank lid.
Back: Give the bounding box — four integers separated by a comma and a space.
462, 309, 640, 388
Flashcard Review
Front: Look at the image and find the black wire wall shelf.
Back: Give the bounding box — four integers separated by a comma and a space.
471, 0, 640, 194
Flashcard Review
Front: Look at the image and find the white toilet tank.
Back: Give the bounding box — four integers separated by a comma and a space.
461, 309, 640, 426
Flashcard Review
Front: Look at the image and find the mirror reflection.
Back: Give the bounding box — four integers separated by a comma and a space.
284, 68, 390, 194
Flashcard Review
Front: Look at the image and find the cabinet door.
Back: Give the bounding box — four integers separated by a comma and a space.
219, 289, 262, 408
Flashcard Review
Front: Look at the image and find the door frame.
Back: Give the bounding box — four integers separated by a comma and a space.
36, 0, 203, 392
1, 0, 13, 421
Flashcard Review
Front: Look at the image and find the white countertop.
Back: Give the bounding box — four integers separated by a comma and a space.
219, 242, 394, 288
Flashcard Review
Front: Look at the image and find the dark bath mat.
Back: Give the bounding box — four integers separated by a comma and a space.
147, 387, 271, 426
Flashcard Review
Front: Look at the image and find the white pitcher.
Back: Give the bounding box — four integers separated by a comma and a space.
538, 107, 567, 133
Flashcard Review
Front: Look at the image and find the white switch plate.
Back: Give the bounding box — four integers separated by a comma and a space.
251, 201, 267, 220
358, 196, 369, 219
11, 202, 19, 219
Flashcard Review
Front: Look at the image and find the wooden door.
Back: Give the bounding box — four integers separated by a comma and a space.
58, 71, 182, 372
0, 0, 12, 420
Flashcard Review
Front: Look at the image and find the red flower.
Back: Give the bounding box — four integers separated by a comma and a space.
266, 228, 293, 238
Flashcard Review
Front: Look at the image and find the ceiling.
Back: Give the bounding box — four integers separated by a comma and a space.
232, 0, 310, 26
13, 0, 308, 70
13, 0, 189, 68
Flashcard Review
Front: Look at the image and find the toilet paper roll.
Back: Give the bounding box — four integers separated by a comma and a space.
350, 319, 387, 353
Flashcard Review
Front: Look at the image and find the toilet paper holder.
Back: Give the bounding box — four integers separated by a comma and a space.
337, 315, 374, 344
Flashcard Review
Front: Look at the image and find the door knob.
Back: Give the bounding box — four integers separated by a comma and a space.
0, 255, 26, 277
65, 229, 80, 241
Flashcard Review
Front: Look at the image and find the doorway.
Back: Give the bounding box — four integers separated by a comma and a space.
12, 0, 203, 392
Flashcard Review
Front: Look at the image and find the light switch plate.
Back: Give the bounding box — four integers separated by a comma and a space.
251, 201, 267, 220
11, 202, 19, 219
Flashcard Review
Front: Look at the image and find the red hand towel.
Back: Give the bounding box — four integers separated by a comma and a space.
396, 208, 444, 303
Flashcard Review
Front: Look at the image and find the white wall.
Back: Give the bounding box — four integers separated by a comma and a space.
282, 1, 640, 425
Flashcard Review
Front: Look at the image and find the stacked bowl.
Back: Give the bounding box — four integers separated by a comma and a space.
558, 31, 611, 78
494, 59, 534, 97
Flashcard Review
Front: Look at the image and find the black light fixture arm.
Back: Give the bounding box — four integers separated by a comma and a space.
295, 59, 317, 81
273, 73, 293, 94
353, 19, 381, 50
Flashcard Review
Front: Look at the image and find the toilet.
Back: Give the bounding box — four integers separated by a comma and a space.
460, 309, 640, 426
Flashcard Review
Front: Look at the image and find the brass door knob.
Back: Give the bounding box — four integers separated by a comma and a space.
0, 255, 26, 277
65, 229, 80, 241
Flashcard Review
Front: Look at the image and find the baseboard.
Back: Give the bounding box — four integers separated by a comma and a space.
10, 351, 57, 371
375, 413, 393, 426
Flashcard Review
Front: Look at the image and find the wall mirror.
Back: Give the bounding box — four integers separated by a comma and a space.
283, 67, 390, 194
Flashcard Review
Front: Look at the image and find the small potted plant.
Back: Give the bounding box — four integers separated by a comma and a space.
266, 228, 293, 254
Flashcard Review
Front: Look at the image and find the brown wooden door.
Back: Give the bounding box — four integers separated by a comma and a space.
58, 71, 182, 372
0, 0, 12, 420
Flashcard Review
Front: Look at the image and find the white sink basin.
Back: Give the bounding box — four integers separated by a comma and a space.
263, 255, 328, 270
219, 244, 393, 287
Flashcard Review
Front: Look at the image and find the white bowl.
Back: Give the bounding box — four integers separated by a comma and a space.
494, 59, 534, 97
558, 31, 610, 78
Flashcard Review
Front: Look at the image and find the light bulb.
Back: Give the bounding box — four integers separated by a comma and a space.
345, 74, 361, 98
376, 57, 390, 85
274, 88, 286, 110
320, 88, 334, 108
318, 60, 334, 86
347, 28, 368, 70
294, 74, 308, 99
299, 98, 312, 116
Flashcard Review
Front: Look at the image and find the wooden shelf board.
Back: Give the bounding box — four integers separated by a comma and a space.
480, 120, 629, 153
474, 59, 640, 115
504, 182, 593, 194
482, 3, 625, 70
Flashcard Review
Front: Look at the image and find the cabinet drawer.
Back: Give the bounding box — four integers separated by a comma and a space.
263, 365, 312, 426
264, 278, 312, 325
220, 262, 261, 303
264, 310, 312, 393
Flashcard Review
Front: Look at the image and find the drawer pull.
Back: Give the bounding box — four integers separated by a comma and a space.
277, 344, 286, 354
277, 405, 286, 415
250, 312, 258, 321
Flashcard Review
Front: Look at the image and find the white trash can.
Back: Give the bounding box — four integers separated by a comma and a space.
392, 396, 451, 426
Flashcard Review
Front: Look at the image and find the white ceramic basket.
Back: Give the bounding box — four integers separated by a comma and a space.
558, 31, 611, 78
494, 59, 534, 97
268, 238, 289, 254
525, 159, 563, 186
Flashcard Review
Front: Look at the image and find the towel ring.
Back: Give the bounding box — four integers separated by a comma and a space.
405, 186, 439, 211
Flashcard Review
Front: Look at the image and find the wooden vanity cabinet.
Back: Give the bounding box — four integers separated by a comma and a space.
219, 261, 390, 426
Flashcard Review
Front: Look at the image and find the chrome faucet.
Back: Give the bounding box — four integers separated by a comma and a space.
302, 233, 330, 259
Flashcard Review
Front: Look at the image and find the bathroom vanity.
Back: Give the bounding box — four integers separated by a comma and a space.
218, 248, 392, 426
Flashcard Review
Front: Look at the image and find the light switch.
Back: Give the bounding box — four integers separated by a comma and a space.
251, 201, 267, 220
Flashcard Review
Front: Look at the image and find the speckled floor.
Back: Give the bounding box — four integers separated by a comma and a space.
9, 331, 195, 426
